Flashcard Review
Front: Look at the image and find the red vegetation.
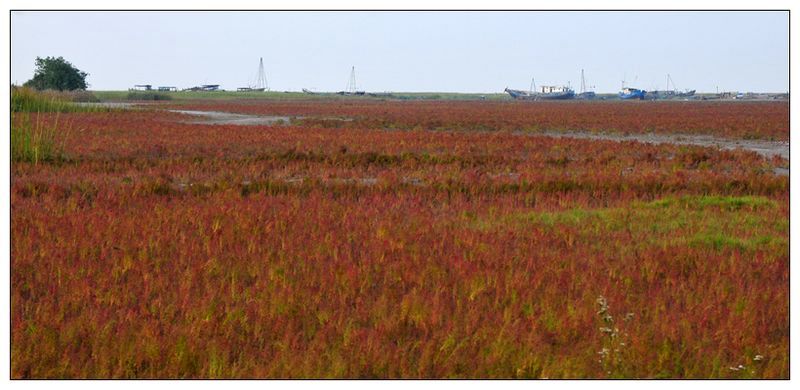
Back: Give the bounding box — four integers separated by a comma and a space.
12, 101, 788, 378
166, 100, 789, 141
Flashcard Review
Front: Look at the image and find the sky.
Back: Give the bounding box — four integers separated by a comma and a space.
10, 11, 789, 93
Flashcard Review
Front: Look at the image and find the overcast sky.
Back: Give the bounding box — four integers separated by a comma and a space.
11, 11, 789, 93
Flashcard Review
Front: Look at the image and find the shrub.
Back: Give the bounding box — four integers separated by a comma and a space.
23, 56, 89, 91
56, 89, 100, 103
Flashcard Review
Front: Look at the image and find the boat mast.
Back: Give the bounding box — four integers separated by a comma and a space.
346, 66, 357, 93
255, 57, 269, 91
581, 69, 586, 94
530, 77, 536, 95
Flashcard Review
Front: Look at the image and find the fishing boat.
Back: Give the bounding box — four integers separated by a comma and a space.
504, 88, 536, 100
505, 78, 575, 100
537, 85, 576, 100
505, 86, 575, 100
668, 74, 695, 98
576, 69, 596, 100
619, 87, 646, 100
238, 58, 268, 92
647, 75, 695, 99
338, 66, 365, 95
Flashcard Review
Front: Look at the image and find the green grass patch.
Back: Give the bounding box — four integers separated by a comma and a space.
647, 195, 775, 211
688, 233, 787, 253
521, 208, 611, 228
689, 233, 749, 251
466, 195, 785, 256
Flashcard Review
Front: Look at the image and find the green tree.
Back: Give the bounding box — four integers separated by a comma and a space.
24, 56, 89, 91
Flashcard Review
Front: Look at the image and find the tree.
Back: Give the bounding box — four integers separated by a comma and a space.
24, 56, 89, 91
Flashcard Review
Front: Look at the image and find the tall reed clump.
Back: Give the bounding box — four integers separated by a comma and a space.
11, 85, 112, 112
11, 86, 80, 164
11, 112, 70, 164
12, 86, 74, 113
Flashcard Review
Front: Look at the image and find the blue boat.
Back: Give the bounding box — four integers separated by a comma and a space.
619, 87, 646, 100
538, 85, 575, 100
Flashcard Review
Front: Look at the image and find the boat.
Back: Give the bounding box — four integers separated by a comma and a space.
505, 79, 575, 100
504, 88, 536, 100
537, 85, 575, 100
668, 74, 695, 98
576, 69, 596, 100
183, 84, 221, 92
237, 87, 265, 92
647, 75, 695, 99
337, 66, 366, 96
238, 58, 268, 92
619, 87, 646, 100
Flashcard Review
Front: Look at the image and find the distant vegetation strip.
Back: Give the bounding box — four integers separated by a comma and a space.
126, 91, 173, 101
92, 90, 513, 102
12, 86, 115, 113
